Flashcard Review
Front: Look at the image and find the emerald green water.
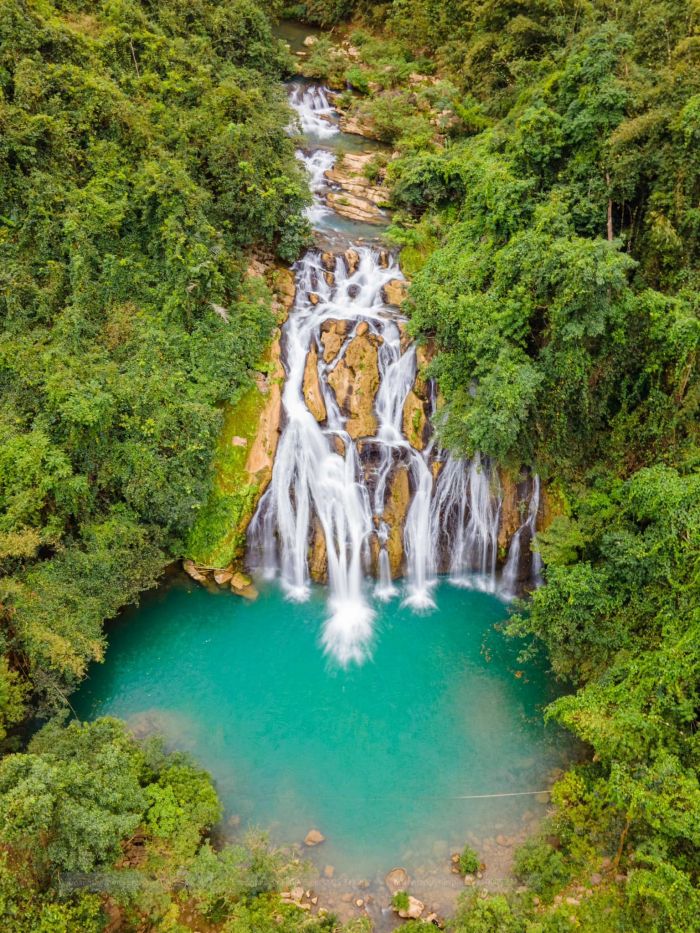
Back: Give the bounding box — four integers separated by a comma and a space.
75, 580, 568, 883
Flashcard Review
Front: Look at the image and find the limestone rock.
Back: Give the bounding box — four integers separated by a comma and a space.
303, 343, 327, 422
403, 389, 428, 451
383, 466, 410, 577
214, 569, 233, 586
309, 520, 328, 584
183, 560, 208, 584
304, 829, 326, 847
323, 865, 335, 878
498, 470, 522, 552
398, 896, 424, 920
321, 251, 335, 271
328, 330, 381, 439
231, 572, 258, 601
309, 292, 320, 305
274, 267, 296, 314
321, 318, 349, 362
245, 336, 283, 495
327, 191, 385, 225
383, 279, 408, 306
344, 248, 360, 274
339, 114, 381, 139
303, 35, 318, 47
385, 867, 409, 893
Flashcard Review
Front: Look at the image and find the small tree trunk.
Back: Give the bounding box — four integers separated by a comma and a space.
606, 173, 614, 242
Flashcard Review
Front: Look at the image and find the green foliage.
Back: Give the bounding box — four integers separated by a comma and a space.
0, 0, 308, 709
391, 890, 410, 911
458, 845, 480, 875
513, 839, 571, 902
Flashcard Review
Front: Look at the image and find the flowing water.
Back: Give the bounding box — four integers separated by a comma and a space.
250, 83, 542, 664
75, 75, 564, 920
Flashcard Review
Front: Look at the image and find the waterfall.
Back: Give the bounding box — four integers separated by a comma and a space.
297, 148, 336, 225
288, 83, 339, 139
501, 475, 542, 596
248, 78, 536, 665
248, 247, 412, 665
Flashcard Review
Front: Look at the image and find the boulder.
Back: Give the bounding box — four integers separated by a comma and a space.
355, 320, 369, 337
321, 251, 335, 271
304, 829, 326, 847
214, 569, 233, 586
303, 35, 318, 47
344, 248, 360, 274
274, 267, 296, 314
385, 867, 410, 893
230, 571, 258, 601
383, 279, 408, 306
309, 292, 320, 305
328, 330, 381, 439
398, 896, 425, 920
303, 343, 327, 423
321, 319, 350, 362
183, 560, 209, 584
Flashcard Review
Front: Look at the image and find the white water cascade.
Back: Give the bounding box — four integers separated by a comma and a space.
248, 81, 539, 664
501, 475, 543, 597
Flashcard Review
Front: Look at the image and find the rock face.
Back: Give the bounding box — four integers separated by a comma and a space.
230, 571, 258, 600
325, 152, 389, 224
309, 519, 328, 583
245, 335, 283, 494
327, 330, 382, 439
398, 896, 425, 920
383, 278, 408, 306
303, 343, 327, 423
403, 389, 428, 451
383, 466, 411, 577
321, 318, 350, 363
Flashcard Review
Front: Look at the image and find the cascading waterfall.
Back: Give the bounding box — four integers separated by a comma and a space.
502, 475, 542, 596
248, 80, 540, 664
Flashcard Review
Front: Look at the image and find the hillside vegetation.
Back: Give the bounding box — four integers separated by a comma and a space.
0, 0, 698, 930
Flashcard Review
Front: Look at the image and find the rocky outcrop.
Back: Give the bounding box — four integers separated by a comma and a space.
303, 343, 327, 422
403, 389, 428, 451
245, 335, 283, 492
321, 318, 350, 362
383, 466, 411, 576
309, 519, 328, 583
383, 278, 408, 306
325, 152, 389, 224
328, 329, 382, 439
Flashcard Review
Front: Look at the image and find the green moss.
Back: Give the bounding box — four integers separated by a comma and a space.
186, 383, 269, 568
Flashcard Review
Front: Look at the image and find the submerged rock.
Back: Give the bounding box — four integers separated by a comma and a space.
384, 867, 410, 893
304, 829, 326, 846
